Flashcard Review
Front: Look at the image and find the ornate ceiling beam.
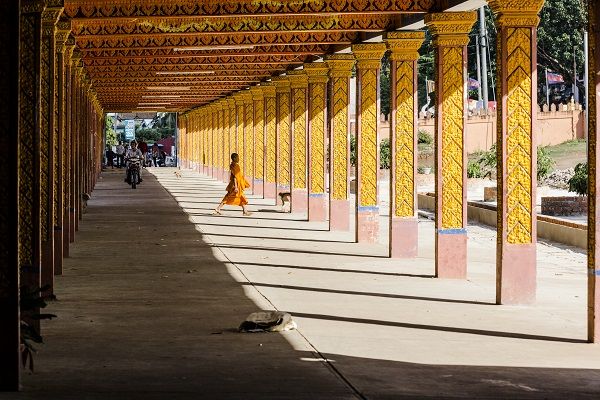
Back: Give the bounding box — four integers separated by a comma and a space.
74, 31, 358, 49
82, 54, 305, 67
64, 0, 434, 19
78, 43, 330, 57
85, 63, 290, 73
71, 14, 395, 37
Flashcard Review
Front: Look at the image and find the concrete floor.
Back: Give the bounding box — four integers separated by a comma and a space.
8, 168, 600, 400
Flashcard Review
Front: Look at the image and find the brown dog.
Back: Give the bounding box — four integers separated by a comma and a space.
278, 192, 291, 212
173, 170, 182, 178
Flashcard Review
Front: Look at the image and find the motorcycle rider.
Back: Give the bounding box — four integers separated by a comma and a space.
124, 140, 144, 184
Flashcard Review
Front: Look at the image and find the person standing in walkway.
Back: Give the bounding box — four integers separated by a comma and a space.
115, 141, 125, 168
105, 146, 115, 169
214, 153, 252, 216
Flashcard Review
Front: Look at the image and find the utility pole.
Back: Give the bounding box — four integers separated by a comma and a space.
475, 35, 483, 104
479, 6, 489, 111
584, 30, 589, 141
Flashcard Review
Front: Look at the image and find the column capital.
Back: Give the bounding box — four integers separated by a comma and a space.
424, 12, 477, 46
287, 70, 308, 89
488, 0, 545, 27
226, 97, 236, 109
21, 0, 45, 14
42, 5, 63, 27
351, 43, 387, 69
250, 86, 264, 101
212, 100, 224, 111
272, 76, 291, 93
385, 31, 425, 61
325, 54, 355, 78
241, 90, 253, 104
234, 92, 245, 105
304, 63, 329, 84
261, 82, 277, 98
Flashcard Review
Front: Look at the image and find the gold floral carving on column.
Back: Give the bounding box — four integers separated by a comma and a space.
262, 83, 277, 184
243, 92, 254, 178
234, 93, 245, 165
326, 54, 355, 201
425, 12, 476, 229
274, 77, 291, 187
251, 87, 265, 180
352, 43, 387, 207
288, 70, 308, 190
222, 101, 230, 170
305, 63, 329, 194
227, 98, 237, 161
386, 31, 424, 218
489, 0, 544, 244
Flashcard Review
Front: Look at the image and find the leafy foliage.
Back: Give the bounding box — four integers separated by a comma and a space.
20, 285, 57, 372
537, 146, 556, 181
380, 138, 391, 169
418, 130, 433, 145
467, 160, 483, 178
568, 162, 588, 195
105, 115, 118, 147
350, 134, 357, 167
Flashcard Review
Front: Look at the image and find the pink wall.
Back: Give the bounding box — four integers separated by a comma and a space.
377, 108, 584, 153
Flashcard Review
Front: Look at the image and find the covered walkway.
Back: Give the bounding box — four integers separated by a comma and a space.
11, 169, 600, 399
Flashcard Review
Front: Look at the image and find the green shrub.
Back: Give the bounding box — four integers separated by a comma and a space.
467, 159, 483, 178
568, 162, 588, 195
537, 146, 555, 181
418, 130, 433, 145
478, 143, 497, 169
380, 138, 391, 169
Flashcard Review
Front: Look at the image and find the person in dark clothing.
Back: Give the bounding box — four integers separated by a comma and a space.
105, 146, 115, 169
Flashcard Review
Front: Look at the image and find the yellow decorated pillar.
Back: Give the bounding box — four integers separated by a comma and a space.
221, 100, 231, 183
385, 31, 425, 258
287, 70, 309, 213
243, 91, 255, 189
588, 0, 600, 342
326, 54, 355, 231
490, 1, 543, 303
209, 104, 217, 178
202, 108, 210, 175
227, 97, 237, 173
305, 63, 329, 221
352, 43, 387, 243
233, 94, 245, 169
251, 87, 266, 197
273, 76, 292, 206
262, 83, 278, 200
41, 4, 63, 296
425, 12, 476, 278
215, 101, 226, 181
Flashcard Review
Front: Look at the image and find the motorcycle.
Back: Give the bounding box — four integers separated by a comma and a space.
126, 157, 142, 189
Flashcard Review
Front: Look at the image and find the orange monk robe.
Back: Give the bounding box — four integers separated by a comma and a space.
222, 163, 249, 206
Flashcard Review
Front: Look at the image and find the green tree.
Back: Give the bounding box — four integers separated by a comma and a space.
105, 114, 118, 147
537, 0, 587, 103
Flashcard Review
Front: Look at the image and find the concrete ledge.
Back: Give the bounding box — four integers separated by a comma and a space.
418, 193, 586, 249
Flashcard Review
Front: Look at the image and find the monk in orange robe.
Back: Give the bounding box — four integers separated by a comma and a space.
214, 153, 252, 216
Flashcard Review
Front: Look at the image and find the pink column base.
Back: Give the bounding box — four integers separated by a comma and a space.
436, 229, 467, 279
330, 199, 350, 231
291, 189, 308, 213
497, 243, 536, 304
390, 217, 418, 258
277, 185, 290, 206
309, 193, 327, 221
264, 182, 277, 200
356, 207, 379, 243
253, 179, 264, 197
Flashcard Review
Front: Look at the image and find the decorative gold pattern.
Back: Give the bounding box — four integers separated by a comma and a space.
243, 93, 254, 178
505, 27, 533, 244
353, 44, 385, 207
394, 60, 416, 217
252, 87, 265, 180
305, 64, 328, 194
326, 54, 354, 201
289, 72, 308, 190
263, 84, 277, 183
439, 46, 465, 229
386, 32, 423, 217
275, 79, 291, 186
235, 95, 245, 164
